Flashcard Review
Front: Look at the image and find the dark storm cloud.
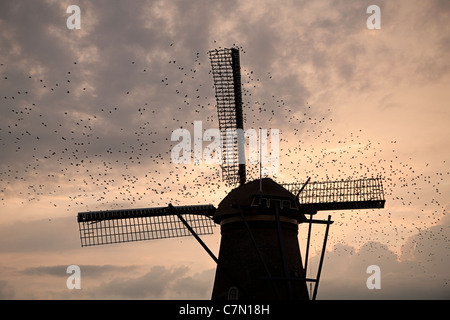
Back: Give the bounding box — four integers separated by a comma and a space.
0, 0, 229, 209
0, 1, 68, 66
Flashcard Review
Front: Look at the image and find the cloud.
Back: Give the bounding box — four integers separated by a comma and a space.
171, 268, 215, 299
314, 207, 450, 299
0, 216, 79, 252
0, 0, 449, 300
0, 208, 448, 299
400, 207, 450, 276
314, 241, 450, 299
0, 0, 237, 211
21, 264, 139, 278
0, 280, 15, 299
1, 263, 214, 299
2, 0, 448, 212
91, 265, 214, 299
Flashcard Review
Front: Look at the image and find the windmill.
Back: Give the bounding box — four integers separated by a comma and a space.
77, 47, 386, 300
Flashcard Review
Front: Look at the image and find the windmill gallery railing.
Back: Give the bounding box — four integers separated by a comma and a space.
283, 176, 385, 214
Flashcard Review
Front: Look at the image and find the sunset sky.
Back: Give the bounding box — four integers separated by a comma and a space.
0, 0, 449, 299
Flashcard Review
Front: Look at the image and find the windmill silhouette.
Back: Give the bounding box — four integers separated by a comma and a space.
77, 47, 386, 300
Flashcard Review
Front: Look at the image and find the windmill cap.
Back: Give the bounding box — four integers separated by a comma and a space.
214, 178, 305, 224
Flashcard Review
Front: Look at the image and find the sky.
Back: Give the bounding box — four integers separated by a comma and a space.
0, 0, 449, 299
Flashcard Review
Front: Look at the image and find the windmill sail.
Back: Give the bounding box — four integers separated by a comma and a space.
78, 205, 216, 247
209, 48, 246, 186
282, 177, 385, 214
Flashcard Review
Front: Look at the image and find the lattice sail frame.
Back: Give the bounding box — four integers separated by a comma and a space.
283, 177, 385, 214
78, 205, 216, 247
209, 48, 246, 186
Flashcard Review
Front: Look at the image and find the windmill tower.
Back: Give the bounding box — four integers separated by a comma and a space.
77, 47, 386, 300
210, 178, 310, 300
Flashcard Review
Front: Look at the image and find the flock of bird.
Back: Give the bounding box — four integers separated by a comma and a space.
1, 45, 448, 269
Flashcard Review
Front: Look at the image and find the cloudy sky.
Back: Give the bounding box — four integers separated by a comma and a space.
0, 0, 449, 299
